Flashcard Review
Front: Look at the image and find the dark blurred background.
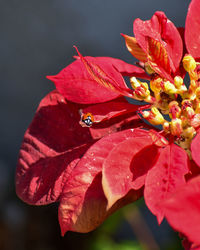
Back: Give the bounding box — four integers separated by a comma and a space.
1, 0, 191, 249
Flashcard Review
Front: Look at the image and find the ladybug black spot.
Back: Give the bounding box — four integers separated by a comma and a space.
82, 116, 93, 127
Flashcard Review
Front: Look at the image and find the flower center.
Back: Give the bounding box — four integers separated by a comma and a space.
131, 55, 200, 152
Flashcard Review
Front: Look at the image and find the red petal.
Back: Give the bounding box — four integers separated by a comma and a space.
134, 11, 183, 80
121, 33, 148, 62
74, 47, 134, 98
102, 130, 154, 209
58, 129, 144, 234
147, 38, 172, 81
185, 0, 200, 59
178, 27, 187, 57
83, 56, 150, 79
131, 144, 159, 190
191, 132, 200, 168
89, 112, 147, 140
144, 143, 189, 223
185, 160, 200, 181
163, 175, 200, 245
16, 91, 95, 205
59, 173, 107, 234
81, 97, 140, 123
154, 12, 183, 70
47, 58, 122, 104
182, 237, 200, 250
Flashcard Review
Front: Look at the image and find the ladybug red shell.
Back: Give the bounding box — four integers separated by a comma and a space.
80, 112, 94, 127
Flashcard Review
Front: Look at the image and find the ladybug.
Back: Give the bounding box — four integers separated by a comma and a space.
80, 112, 94, 127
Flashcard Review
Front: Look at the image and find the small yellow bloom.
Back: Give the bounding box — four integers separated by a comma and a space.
182, 55, 196, 72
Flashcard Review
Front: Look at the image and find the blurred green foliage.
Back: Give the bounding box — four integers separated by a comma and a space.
89, 236, 142, 250
86, 199, 183, 250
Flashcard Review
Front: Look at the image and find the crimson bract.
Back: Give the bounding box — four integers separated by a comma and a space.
16, 0, 200, 247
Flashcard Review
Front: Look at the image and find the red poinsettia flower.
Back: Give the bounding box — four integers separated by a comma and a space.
16, 0, 200, 244
159, 0, 200, 247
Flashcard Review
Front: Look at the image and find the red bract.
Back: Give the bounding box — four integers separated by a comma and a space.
162, 176, 200, 247
58, 129, 145, 234
144, 143, 189, 224
134, 11, 183, 79
185, 0, 200, 60
46, 56, 149, 104
122, 11, 183, 82
16, 0, 200, 245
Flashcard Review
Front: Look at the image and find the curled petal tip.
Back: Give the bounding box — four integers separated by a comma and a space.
73, 45, 80, 56
73, 55, 80, 60
60, 227, 67, 237
46, 75, 59, 82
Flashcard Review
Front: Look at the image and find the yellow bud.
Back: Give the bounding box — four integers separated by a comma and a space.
182, 55, 196, 72
131, 79, 150, 100
189, 70, 198, 80
177, 84, 187, 94
180, 115, 188, 128
142, 111, 150, 119
182, 127, 196, 139
134, 87, 150, 99
170, 118, 183, 136
195, 102, 200, 113
130, 77, 141, 89
163, 121, 170, 132
151, 107, 160, 116
190, 79, 197, 89
185, 107, 195, 119
182, 99, 192, 107
163, 81, 177, 94
150, 77, 162, 93
169, 101, 181, 118
174, 76, 183, 88
190, 113, 200, 128
195, 87, 200, 100
181, 99, 192, 114
146, 107, 165, 125
168, 101, 179, 109
141, 82, 149, 90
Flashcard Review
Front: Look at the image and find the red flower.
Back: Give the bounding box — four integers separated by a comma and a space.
16, 0, 200, 244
